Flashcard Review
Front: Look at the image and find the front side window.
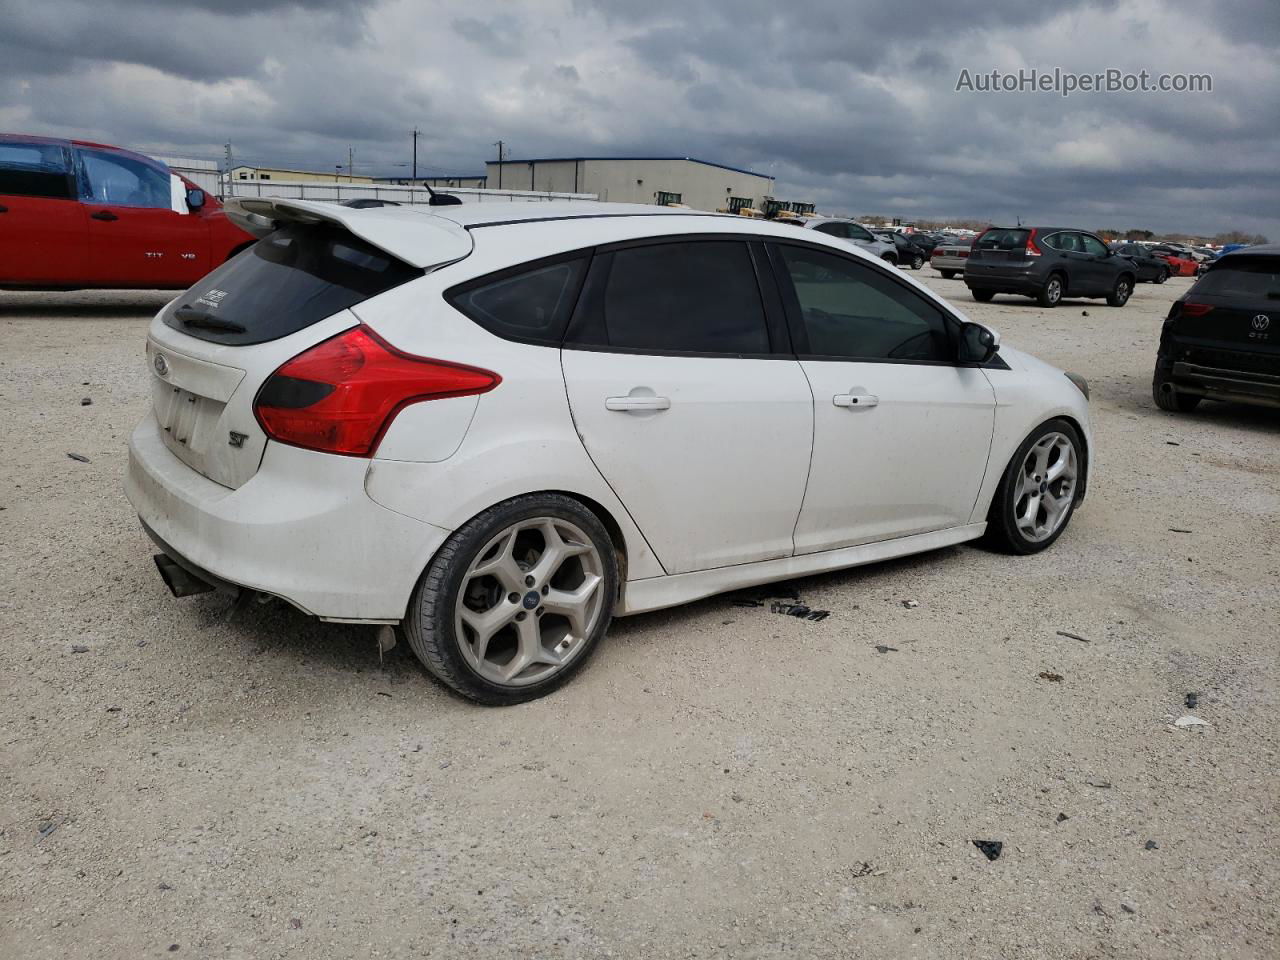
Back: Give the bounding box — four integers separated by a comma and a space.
76, 148, 171, 208
777, 244, 953, 363
813, 222, 847, 238
447, 257, 587, 343
1080, 234, 1109, 256
0, 141, 73, 199
846, 223, 875, 242
572, 240, 770, 355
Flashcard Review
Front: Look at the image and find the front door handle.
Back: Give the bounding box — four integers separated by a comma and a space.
833, 393, 879, 408
91, 210, 119, 221
605, 396, 671, 412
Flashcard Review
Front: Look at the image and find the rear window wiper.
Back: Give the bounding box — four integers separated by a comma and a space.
174, 304, 247, 333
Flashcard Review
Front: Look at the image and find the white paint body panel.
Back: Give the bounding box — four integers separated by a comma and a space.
561, 351, 813, 573
793, 360, 995, 553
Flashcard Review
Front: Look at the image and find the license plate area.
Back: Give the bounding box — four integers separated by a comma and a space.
152, 379, 227, 474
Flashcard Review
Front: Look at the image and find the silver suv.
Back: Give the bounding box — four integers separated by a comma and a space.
801, 218, 897, 263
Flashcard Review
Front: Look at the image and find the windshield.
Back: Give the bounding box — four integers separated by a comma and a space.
164, 222, 422, 346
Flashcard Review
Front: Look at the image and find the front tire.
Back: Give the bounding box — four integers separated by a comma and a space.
983, 420, 1083, 555
405, 494, 618, 705
940, 269, 957, 279
971, 289, 995, 302
1107, 274, 1133, 307
910, 254, 924, 270
1154, 268, 1169, 284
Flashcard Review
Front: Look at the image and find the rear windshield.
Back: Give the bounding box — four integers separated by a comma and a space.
1191, 257, 1280, 301
975, 229, 1029, 251
164, 222, 422, 346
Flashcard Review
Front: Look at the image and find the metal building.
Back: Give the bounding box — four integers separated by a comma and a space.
483, 156, 774, 213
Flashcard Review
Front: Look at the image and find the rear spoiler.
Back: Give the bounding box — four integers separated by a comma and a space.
223, 196, 473, 269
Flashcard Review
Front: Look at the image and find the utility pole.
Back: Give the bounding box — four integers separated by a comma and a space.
411, 128, 419, 184
494, 140, 505, 189
223, 141, 233, 196
348, 145, 355, 182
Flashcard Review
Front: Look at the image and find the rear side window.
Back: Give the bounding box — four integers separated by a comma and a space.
569, 240, 770, 355
976, 229, 1029, 251
1191, 258, 1280, 300
446, 256, 587, 344
812, 222, 847, 238
777, 244, 953, 363
846, 224, 875, 242
164, 223, 422, 346
0, 142, 73, 199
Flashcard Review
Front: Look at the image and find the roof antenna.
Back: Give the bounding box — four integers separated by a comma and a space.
421, 181, 462, 206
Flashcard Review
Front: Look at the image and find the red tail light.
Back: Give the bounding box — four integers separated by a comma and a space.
1180, 302, 1214, 317
254, 325, 500, 457
1025, 228, 1042, 257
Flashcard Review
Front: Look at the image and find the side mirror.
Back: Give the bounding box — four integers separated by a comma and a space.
959, 322, 1000, 364
186, 188, 206, 211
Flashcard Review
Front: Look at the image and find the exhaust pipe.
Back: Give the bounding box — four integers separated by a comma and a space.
153, 553, 217, 598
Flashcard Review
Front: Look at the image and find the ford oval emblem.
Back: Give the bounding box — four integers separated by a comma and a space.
154, 353, 168, 377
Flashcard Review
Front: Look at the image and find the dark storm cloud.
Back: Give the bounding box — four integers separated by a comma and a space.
2, 0, 1276, 238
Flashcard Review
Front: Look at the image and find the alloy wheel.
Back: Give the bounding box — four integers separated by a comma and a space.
1115, 279, 1131, 303
454, 517, 605, 686
1012, 432, 1077, 542
1046, 277, 1062, 303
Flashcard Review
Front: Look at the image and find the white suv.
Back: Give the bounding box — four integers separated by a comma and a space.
126, 198, 1092, 704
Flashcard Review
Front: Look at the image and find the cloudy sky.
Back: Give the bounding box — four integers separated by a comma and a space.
3, 0, 1277, 238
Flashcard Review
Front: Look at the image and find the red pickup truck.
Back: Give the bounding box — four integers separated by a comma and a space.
0, 134, 254, 290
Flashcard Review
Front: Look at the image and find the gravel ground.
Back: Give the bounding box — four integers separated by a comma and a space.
1, 273, 1277, 959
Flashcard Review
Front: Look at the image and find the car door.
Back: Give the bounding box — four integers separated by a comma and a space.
770, 241, 996, 553
0, 140, 89, 286
560, 237, 814, 575
1078, 233, 1118, 292
75, 146, 211, 287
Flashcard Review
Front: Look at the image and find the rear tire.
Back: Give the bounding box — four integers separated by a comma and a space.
405, 494, 618, 705
983, 419, 1084, 555
1107, 274, 1134, 307
911, 254, 924, 270
1154, 268, 1169, 284
971, 289, 995, 302
940, 270, 957, 279
1036, 273, 1064, 308
882, 253, 898, 266
1153, 356, 1201, 412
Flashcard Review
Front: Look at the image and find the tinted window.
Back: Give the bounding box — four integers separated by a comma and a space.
778, 245, 952, 362
1080, 234, 1108, 256
76, 148, 171, 209
1191, 258, 1280, 300
976, 229, 1029, 251
813, 222, 847, 238
447, 257, 586, 343
163, 222, 422, 346
1041, 232, 1066, 251
577, 241, 769, 354
0, 142, 72, 199
846, 224, 875, 242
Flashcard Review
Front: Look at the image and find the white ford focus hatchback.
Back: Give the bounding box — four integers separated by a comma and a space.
126, 198, 1091, 704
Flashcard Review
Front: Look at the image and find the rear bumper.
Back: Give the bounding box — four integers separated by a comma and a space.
964, 264, 1041, 293
930, 255, 967, 270
125, 411, 450, 621
1170, 361, 1280, 408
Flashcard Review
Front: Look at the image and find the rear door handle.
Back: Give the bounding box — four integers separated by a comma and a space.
833, 393, 879, 408
605, 396, 671, 412
91, 210, 119, 221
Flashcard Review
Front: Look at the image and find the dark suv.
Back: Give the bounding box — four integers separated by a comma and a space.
1153, 245, 1280, 412
965, 227, 1136, 308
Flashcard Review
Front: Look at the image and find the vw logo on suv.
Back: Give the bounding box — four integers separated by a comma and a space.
1252, 314, 1271, 331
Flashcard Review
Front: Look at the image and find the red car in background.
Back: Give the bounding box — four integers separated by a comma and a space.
0, 134, 254, 290
1152, 249, 1198, 277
